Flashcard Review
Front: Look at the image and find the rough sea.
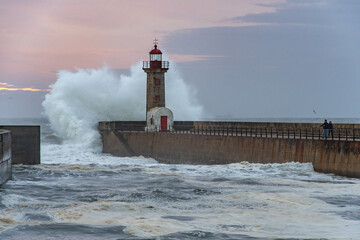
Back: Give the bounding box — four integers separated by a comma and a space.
1, 64, 360, 239
0, 117, 359, 240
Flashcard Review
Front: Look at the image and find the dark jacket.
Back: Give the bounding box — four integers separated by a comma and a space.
328, 123, 333, 130
321, 122, 329, 129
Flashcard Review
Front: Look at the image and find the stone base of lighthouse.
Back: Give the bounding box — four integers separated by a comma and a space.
145, 107, 174, 132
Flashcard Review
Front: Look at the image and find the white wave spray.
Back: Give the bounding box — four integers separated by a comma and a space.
42, 61, 204, 149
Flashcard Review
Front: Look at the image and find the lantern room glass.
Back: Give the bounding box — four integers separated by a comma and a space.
150, 54, 162, 61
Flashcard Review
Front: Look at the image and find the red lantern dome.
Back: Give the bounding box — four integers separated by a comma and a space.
149, 44, 162, 54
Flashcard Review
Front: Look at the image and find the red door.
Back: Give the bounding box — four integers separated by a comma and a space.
161, 116, 167, 131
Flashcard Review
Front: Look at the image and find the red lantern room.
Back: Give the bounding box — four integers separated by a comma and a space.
143, 39, 169, 70
149, 44, 162, 68
150, 44, 162, 61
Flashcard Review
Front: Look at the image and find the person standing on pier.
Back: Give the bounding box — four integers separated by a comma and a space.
320, 119, 329, 138
328, 121, 334, 138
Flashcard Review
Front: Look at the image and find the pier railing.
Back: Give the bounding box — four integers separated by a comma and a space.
105, 121, 360, 141
160, 127, 360, 141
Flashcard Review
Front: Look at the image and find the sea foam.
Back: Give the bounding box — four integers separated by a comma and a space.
42, 61, 203, 149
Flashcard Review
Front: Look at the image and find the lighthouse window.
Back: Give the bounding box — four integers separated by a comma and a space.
155, 95, 160, 103
154, 78, 161, 86
150, 54, 162, 61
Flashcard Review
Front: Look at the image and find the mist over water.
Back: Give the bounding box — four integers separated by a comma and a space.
42, 61, 203, 147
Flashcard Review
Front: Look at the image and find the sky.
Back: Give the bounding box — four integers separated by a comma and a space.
0, 0, 359, 119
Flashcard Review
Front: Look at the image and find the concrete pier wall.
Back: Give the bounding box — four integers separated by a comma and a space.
0, 126, 40, 165
99, 121, 360, 178
0, 130, 12, 186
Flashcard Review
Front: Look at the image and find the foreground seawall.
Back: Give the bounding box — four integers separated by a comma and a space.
0, 130, 12, 186
0, 126, 40, 165
99, 121, 360, 178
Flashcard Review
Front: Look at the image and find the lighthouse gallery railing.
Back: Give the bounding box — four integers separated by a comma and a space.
143, 61, 169, 69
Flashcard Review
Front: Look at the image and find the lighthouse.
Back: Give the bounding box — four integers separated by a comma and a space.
143, 39, 173, 132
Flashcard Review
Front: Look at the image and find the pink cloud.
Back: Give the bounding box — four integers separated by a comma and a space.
0, 0, 284, 88
0, 87, 50, 92
0, 82, 15, 87
0, 81, 50, 92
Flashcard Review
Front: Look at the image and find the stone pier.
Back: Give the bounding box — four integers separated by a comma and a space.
99, 121, 360, 178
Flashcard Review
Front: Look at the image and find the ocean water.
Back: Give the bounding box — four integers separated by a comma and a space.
1, 64, 360, 239
0, 118, 360, 240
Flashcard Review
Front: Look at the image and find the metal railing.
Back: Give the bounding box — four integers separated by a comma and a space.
117, 125, 360, 142
142, 61, 169, 69
165, 126, 360, 141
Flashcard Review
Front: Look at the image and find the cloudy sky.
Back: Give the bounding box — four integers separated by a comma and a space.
0, 0, 359, 119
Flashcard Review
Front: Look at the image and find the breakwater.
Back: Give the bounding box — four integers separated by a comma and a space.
0, 126, 40, 165
0, 130, 11, 186
99, 121, 360, 178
